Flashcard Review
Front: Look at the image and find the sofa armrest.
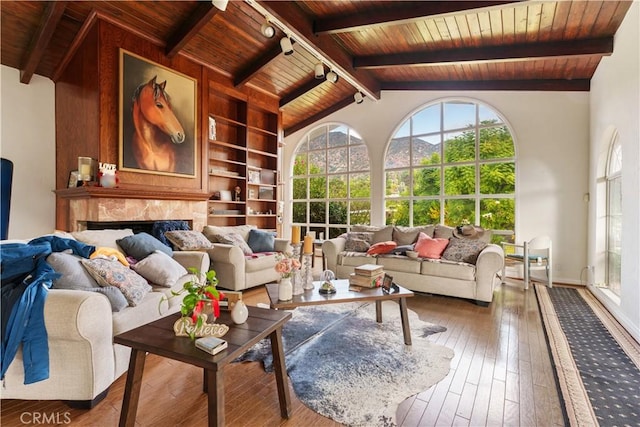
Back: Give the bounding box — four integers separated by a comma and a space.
475, 244, 505, 303
274, 238, 291, 253
322, 237, 346, 274
172, 250, 210, 273
205, 244, 245, 291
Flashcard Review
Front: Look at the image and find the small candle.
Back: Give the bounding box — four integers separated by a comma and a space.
291, 226, 301, 244
303, 234, 313, 254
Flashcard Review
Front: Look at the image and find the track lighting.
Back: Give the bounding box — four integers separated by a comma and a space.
326, 70, 339, 83
280, 36, 294, 56
354, 92, 364, 104
211, 0, 228, 11
314, 63, 325, 79
261, 21, 275, 38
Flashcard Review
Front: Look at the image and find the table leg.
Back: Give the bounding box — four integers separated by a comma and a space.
204, 368, 224, 427
399, 297, 412, 345
119, 349, 146, 427
269, 327, 291, 418
375, 300, 382, 323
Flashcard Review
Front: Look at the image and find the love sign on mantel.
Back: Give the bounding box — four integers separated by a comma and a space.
173, 316, 229, 338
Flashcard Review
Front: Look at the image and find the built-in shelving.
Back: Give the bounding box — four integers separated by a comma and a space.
207, 83, 280, 233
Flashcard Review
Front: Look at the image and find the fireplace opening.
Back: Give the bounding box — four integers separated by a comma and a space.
84, 220, 192, 234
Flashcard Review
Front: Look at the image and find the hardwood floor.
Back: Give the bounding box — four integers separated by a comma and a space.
1, 257, 564, 426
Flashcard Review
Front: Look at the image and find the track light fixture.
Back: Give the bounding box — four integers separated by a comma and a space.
211, 0, 228, 11
354, 92, 364, 104
280, 36, 294, 56
261, 21, 275, 38
314, 63, 325, 80
326, 70, 339, 84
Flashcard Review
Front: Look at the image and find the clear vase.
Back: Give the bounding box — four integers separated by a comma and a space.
279, 277, 293, 301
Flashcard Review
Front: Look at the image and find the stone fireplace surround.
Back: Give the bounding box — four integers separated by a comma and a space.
55, 187, 208, 232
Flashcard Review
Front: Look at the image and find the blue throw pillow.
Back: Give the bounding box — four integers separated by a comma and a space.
247, 229, 276, 253
116, 232, 172, 260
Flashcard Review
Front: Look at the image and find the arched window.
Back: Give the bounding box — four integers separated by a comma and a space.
292, 124, 371, 239
384, 100, 516, 243
605, 134, 622, 296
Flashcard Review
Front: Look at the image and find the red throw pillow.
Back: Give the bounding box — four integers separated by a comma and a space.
414, 232, 449, 259
366, 241, 397, 255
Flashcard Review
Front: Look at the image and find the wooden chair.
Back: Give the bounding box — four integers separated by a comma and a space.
501, 236, 552, 289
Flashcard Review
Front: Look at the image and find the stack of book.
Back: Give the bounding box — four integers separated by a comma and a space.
349, 264, 384, 291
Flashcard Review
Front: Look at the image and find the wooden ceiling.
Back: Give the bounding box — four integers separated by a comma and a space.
1, 1, 633, 135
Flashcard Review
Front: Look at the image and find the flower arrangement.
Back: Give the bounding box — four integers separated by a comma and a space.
275, 252, 301, 279
166, 268, 225, 339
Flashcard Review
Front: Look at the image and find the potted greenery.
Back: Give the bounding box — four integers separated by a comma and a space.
165, 268, 225, 339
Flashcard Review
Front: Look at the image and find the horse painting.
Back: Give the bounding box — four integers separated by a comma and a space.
131, 76, 185, 173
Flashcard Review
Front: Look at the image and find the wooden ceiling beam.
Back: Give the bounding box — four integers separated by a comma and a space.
381, 79, 591, 92
257, 1, 381, 101
165, 2, 220, 58
279, 78, 326, 108
234, 40, 294, 87
354, 37, 614, 68
20, 1, 67, 84
314, 1, 519, 35
284, 95, 355, 136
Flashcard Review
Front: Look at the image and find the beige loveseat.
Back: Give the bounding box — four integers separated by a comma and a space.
0, 230, 209, 407
201, 225, 291, 291
322, 225, 504, 305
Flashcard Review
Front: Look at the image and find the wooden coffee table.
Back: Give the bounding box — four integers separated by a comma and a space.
114, 307, 291, 427
265, 279, 414, 345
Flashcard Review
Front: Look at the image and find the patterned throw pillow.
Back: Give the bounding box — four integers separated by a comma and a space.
81, 258, 152, 306
414, 232, 450, 259
441, 237, 488, 265
215, 232, 253, 256
164, 230, 213, 251
344, 232, 373, 252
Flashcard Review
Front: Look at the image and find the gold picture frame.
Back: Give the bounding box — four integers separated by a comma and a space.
119, 49, 197, 177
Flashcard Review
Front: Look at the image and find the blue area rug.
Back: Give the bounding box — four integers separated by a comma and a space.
536, 285, 640, 427
235, 301, 453, 426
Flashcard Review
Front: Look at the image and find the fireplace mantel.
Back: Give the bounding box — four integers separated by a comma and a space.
55, 186, 210, 231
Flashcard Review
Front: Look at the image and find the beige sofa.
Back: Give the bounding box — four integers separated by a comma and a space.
322, 225, 504, 305
0, 233, 209, 407
201, 225, 291, 291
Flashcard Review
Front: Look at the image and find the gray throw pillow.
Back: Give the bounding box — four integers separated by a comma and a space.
131, 250, 188, 288
247, 229, 276, 253
441, 237, 488, 264
117, 232, 172, 260
87, 286, 128, 312
47, 252, 99, 289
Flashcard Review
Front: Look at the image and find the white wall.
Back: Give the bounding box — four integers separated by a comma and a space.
284, 91, 590, 285
589, 1, 640, 341
0, 65, 56, 239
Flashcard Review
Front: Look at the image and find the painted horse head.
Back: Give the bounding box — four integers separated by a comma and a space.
133, 76, 185, 145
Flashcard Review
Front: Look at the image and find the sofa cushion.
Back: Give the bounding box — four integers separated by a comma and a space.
377, 256, 421, 274
247, 229, 276, 253
366, 241, 397, 255
245, 252, 278, 273
165, 230, 213, 251
393, 226, 435, 246
339, 252, 374, 267
131, 250, 188, 288
71, 229, 134, 253
117, 232, 173, 260
81, 258, 152, 306
414, 232, 450, 259
216, 232, 253, 255
421, 258, 476, 281
441, 237, 487, 264
202, 225, 257, 242
433, 224, 455, 239
48, 252, 99, 289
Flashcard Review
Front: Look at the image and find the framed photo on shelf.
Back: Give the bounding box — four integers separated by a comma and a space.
219, 190, 232, 201
68, 170, 79, 188
258, 186, 274, 200
248, 170, 260, 184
